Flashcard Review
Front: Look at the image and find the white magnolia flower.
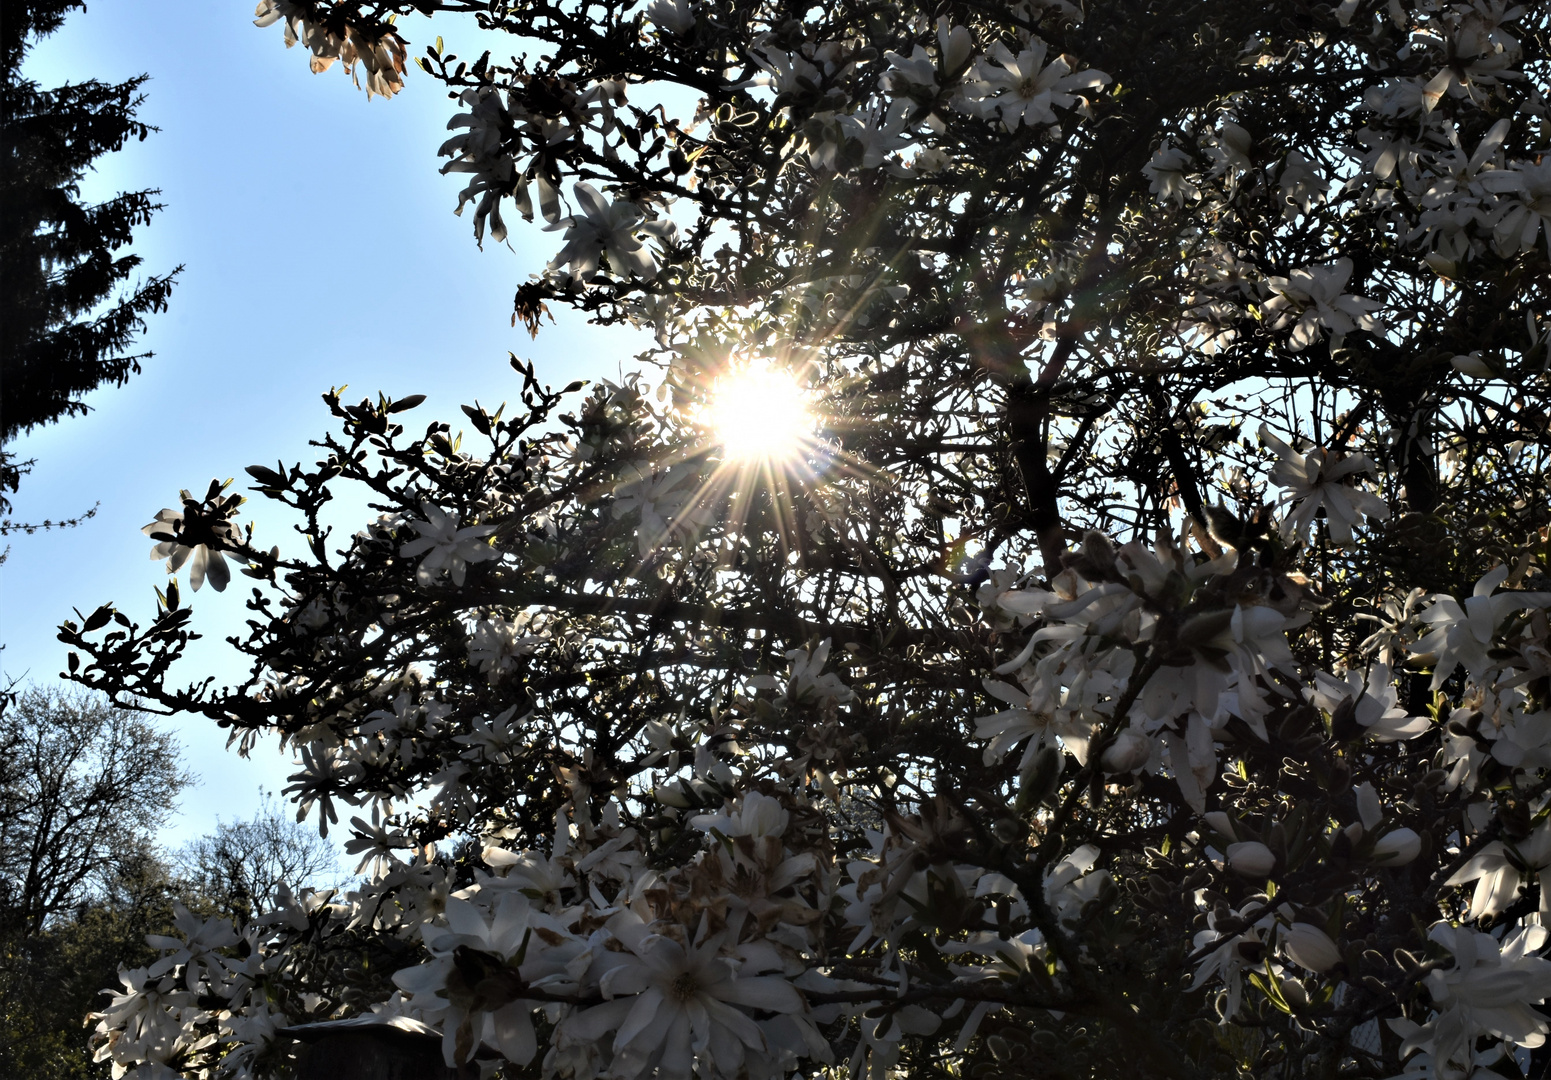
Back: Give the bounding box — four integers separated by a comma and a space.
1374, 828, 1423, 866
142, 485, 244, 592
1410, 566, 1549, 689
1191, 901, 1271, 1021
1277, 150, 1326, 217
1394, 922, 1551, 1071
882, 18, 973, 94
561, 912, 805, 1080
645, 0, 695, 36
393, 893, 542, 1065
1485, 158, 1551, 256
1099, 727, 1153, 774
91, 967, 198, 1074
146, 903, 239, 990
1204, 121, 1253, 179
975, 673, 1069, 769
1261, 258, 1385, 351
1144, 140, 1200, 205
612, 462, 708, 555
399, 504, 499, 587
254, 0, 406, 98
1260, 424, 1389, 544
1445, 820, 1551, 922
547, 182, 666, 282
1308, 664, 1429, 741
467, 613, 541, 678
754, 639, 855, 706
1043, 844, 1110, 924
692, 791, 789, 839
962, 39, 1108, 130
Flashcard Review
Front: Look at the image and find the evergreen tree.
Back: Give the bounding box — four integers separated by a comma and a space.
0, 0, 181, 511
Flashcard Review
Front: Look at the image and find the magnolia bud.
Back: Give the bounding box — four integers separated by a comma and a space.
654, 783, 692, 809
1100, 731, 1152, 774
1354, 781, 1383, 832
1227, 841, 1276, 878
1372, 827, 1421, 867
1284, 922, 1343, 973
1203, 811, 1237, 840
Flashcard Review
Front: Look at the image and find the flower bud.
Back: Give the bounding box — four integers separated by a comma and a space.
1100, 731, 1151, 774
654, 783, 692, 808
1227, 841, 1276, 878
1372, 827, 1421, 867
1284, 922, 1343, 973
1203, 812, 1237, 840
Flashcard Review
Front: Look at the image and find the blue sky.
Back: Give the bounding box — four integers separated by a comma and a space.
3, 0, 643, 847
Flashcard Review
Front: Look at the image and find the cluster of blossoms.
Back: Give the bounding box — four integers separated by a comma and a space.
89, 443, 1551, 1077
71, 0, 1551, 1077
252, 0, 406, 99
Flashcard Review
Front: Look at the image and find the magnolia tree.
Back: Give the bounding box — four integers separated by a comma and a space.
67, 0, 1551, 1077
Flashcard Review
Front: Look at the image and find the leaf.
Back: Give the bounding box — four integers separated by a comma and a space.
246, 465, 285, 488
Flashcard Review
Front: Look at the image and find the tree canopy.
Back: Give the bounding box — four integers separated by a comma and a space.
0, 0, 181, 510
65, 1, 1551, 1078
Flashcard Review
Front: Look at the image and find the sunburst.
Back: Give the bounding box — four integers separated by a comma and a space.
703, 361, 815, 467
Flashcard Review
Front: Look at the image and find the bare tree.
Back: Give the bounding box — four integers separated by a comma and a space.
0, 685, 189, 936
176, 793, 340, 921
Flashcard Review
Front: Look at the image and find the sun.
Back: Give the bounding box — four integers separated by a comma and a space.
704, 362, 813, 465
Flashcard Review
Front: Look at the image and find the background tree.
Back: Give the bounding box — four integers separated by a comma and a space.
0, 688, 340, 1077
0, 685, 188, 1078
0, 684, 189, 936
0, 850, 182, 1080
176, 794, 340, 923
64, 1, 1551, 1079
0, 0, 181, 512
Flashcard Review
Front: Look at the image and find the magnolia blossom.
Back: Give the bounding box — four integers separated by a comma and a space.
1282, 921, 1343, 973
1190, 900, 1274, 1022
1410, 566, 1549, 689
1227, 841, 1276, 878
754, 639, 855, 707
560, 912, 805, 1080
1446, 820, 1551, 922
612, 462, 707, 555
645, 0, 695, 36
547, 182, 667, 281
143, 490, 242, 594
1486, 158, 1551, 256
1144, 140, 1200, 205
254, 0, 406, 98
399, 504, 500, 587
1204, 121, 1253, 180
146, 904, 239, 991
467, 613, 542, 678
962, 40, 1108, 130
1308, 664, 1430, 741
1259, 424, 1389, 544
1393, 923, 1551, 1073
393, 893, 542, 1065
1261, 258, 1384, 351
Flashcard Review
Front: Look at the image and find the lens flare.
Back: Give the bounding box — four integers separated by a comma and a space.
705, 363, 812, 464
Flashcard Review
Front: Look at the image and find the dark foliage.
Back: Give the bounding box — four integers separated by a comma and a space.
0, 0, 181, 510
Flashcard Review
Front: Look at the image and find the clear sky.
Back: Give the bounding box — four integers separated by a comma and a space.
2, 0, 644, 848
